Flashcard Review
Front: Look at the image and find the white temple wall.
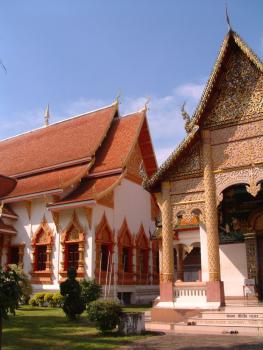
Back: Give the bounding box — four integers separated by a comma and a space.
199, 224, 248, 296
114, 178, 155, 236
219, 243, 248, 297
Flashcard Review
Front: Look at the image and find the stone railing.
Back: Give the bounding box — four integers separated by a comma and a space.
174, 282, 207, 307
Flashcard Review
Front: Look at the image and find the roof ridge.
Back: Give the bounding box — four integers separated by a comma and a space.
0, 101, 118, 143
120, 109, 145, 119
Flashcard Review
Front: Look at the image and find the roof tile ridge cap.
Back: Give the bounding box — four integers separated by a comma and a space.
120, 110, 146, 169
189, 31, 231, 129
232, 31, 263, 72
146, 126, 199, 188
90, 101, 119, 158
121, 109, 145, 119
0, 101, 117, 144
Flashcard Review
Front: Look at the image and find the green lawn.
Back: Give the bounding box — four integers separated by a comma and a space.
2, 306, 152, 350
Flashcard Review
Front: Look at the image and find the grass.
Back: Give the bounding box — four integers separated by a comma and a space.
2, 306, 153, 350
122, 305, 151, 313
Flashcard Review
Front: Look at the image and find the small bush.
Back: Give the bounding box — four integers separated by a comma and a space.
29, 296, 38, 306
8, 264, 32, 304
44, 292, 54, 307
33, 292, 46, 306
52, 292, 64, 308
80, 279, 101, 307
87, 300, 122, 332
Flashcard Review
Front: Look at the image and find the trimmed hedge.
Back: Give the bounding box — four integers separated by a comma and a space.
87, 300, 122, 332
29, 292, 64, 307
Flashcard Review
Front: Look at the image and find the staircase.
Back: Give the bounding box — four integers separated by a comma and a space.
146, 303, 263, 335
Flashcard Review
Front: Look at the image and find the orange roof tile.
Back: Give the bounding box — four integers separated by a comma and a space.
91, 112, 144, 174
2, 164, 89, 202
48, 174, 121, 208
0, 104, 117, 176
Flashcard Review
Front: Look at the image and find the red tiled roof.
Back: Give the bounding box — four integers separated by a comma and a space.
0, 175, 17, 197
2, 164, 89, 201
91, 111, 145, 174
49, 110, 157, 208
0, 219, 17, 235
0, 104, 117, 176
48, 174, 121, 207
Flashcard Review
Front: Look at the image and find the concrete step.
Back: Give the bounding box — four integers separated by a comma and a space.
187, 317, 263, 326
145, 321, 263, 336
192, 311, 263, 320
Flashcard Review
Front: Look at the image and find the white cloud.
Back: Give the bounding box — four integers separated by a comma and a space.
0, 79, 205, 166
175, 82, 205, 101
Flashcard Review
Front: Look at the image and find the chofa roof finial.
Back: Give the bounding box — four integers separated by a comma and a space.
143, 96, 151, 112
225, 3, 232, 32
181, 101, 191, 133
115, 90, 122, 106
44, 104, 50, 127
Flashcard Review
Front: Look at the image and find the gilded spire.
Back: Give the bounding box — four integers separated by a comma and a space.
44, 104, 50, 127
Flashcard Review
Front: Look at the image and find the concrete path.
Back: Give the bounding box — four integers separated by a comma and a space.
119, 334, 263, 349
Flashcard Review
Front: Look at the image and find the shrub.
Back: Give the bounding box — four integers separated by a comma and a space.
44, 293, 54, 307
8, 265, 32, 304
33, 292, 46, 306
80, 279, 101, 307
0, 267, 22, 350
87, 300, 122, 332
52, 292, 64, 308
29, 296, 38, 306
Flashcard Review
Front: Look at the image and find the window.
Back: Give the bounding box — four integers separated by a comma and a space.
101, 244, 110, 271
122, 247, 132, 272
67, 243, 79, 270
8, 246, 19, 265
36, 245, 47, 271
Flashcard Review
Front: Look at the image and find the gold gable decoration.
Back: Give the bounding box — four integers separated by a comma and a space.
203, 47, 263, 128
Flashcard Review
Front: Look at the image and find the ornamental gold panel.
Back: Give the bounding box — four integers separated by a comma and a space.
170, 176, 204, 194
211, 119, 263, 145
167, 142, 203, 179
212, 137, 263, 170
203, 48, 263, 128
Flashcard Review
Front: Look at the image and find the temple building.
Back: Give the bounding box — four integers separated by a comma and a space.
144, 29, 263, 320
0, 102, 160, 304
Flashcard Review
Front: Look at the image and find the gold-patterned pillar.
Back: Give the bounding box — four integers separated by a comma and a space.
176, 244, 184, 281
158, 181, 174, 302
202, 130, 225, 304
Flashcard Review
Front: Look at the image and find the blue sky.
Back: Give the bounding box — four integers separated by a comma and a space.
0, 0, 262, 164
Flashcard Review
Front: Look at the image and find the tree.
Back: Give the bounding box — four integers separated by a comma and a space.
60, 268, 85, 320
8, 265, 32, 304
0, 267, 22, 350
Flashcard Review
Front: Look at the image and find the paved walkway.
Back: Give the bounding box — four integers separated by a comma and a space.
119, 334, 263, 350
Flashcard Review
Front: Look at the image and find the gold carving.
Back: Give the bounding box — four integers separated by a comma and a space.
167, 142, 202, 179
203, 48, 263, 128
